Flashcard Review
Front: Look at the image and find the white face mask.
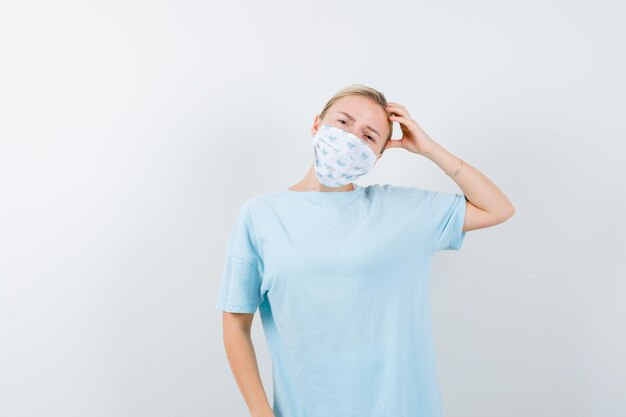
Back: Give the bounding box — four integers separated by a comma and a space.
312, 124, 378, 188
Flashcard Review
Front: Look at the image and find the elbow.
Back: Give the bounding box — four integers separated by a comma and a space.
502, 205, 515, 221
492, 205, 515, 225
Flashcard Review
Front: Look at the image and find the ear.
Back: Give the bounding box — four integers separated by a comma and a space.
311, 115, 321, 137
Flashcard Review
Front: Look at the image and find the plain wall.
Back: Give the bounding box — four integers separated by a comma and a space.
1, 0, 625, 416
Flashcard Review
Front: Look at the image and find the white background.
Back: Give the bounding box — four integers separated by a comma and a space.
1, 0, 625, 416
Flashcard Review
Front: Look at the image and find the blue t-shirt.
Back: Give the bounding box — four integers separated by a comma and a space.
216, 183, 467, 417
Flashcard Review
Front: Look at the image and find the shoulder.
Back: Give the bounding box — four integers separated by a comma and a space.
237, 190, 285, 216
364, 183, 431, 202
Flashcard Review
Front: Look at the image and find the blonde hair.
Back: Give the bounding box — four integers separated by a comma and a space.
318, 83, 393, 144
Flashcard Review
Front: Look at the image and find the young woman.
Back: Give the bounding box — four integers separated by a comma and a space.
216, 84, 514, 417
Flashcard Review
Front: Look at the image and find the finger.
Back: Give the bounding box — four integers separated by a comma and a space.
382, 139, 404, 150
386, 102, 407, 111
386, 105, 409, 118
389, 114, 412, 125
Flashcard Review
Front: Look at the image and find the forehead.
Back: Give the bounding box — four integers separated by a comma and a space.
330, 95, 386, 120
331, 95, 381, 112
328, 95, 389, 133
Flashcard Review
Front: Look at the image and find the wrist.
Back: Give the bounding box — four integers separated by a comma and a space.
421, 141, 442, 159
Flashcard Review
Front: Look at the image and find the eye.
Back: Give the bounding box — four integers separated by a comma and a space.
338, 119, 347, 125
366, 135, 374, 141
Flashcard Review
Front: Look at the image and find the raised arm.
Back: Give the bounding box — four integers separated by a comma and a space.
383, 101, 515, 232
423, 142, 515, 232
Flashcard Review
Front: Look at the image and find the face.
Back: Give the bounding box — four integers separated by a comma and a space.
311, 95, 391, 160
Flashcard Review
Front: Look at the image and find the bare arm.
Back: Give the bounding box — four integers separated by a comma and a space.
382, 101, 515, 232
423, 142, 515, 232
222, 311, 274, 417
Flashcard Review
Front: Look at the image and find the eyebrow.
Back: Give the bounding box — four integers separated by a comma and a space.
337, 111, 381, 140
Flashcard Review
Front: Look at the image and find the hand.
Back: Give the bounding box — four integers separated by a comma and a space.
383, 102, 438, 156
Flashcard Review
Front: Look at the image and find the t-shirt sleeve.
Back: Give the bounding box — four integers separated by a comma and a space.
215, 201, 265, 313
430, 190, 468, 252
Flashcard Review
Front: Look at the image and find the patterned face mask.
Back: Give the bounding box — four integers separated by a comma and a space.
312, 124, 378, 188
